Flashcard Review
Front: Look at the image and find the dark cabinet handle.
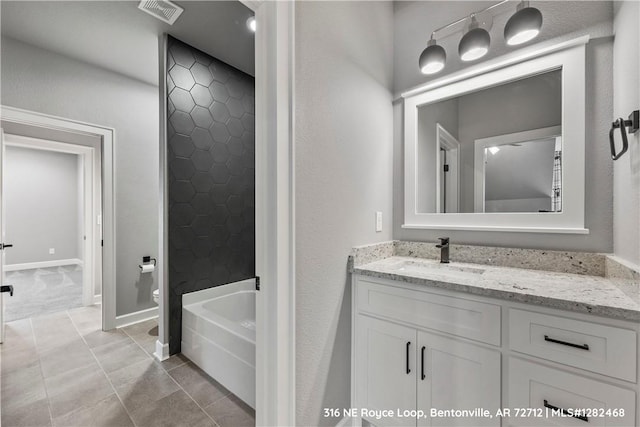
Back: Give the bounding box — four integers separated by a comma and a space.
421, 346, 426, 380
0, 243, 13, 250
0, 285, 14, 296
406, 341, 411, 374
544, 335, 589, 351
543, 400, 588, 422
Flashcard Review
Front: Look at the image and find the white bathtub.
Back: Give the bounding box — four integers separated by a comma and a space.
181, 279, 256, 409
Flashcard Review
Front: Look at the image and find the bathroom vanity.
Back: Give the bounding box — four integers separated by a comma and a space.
354, 14, 640, 427
349, 242, 640, 427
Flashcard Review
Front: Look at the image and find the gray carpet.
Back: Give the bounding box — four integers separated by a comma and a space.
3, 265, 83, 322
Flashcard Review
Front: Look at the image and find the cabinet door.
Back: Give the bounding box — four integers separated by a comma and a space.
417, 330, 501, 427
355, 315, 417, 427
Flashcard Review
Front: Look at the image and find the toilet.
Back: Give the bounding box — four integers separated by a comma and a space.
153, 289, 159, 305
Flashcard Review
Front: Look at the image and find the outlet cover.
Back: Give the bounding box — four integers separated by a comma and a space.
49, 248, 55, 255
375, 212, 383, 232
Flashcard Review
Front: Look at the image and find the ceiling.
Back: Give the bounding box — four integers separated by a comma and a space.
1, 1, 255, 86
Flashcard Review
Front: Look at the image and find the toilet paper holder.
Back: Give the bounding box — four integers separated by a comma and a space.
142, 256, 157, 266
139, 256, 157, 272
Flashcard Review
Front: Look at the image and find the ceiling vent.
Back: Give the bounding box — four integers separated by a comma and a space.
138, 0, 184, 25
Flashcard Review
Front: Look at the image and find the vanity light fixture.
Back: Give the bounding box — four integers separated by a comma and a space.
504, 1, 543, 46
418, 0, 543, 75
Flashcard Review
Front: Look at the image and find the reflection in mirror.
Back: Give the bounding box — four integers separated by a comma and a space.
438, 124, 460, 213
416, 68, 562, 214
475, 127, 562, 213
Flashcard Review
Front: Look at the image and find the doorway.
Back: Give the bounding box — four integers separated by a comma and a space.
0, 106, 117, 341
436, 123, 460, 213
2, 133, 101, 322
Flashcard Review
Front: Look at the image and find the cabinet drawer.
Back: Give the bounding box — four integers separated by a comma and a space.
509, 309, 637, 382
507, 358, 636, 426
356, 278, 501, 345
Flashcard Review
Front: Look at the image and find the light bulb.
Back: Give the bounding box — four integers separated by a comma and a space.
504, 3, 543, 46
419, 39, 446, 75
246, 16, 256, 33
459, 27, 490, 62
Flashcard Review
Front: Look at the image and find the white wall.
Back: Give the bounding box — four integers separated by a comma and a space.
612, 1, 640, 267
295, 2, 394, 425
1, 37, 159, 316
4, 145, 80, 265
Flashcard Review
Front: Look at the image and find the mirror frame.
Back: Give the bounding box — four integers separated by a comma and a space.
403, 36, 588, 233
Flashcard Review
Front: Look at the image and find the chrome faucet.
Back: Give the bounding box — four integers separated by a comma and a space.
436, 237, 450, 263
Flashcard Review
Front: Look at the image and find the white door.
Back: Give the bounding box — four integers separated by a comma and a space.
417, 330, 501, 427
0, 128, 13, 343
356, 315, 417, 427
439, 150, 446, 212
0, 127, 3, 343
444, 147, 459, 213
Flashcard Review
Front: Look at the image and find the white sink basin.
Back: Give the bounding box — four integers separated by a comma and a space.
389, 259, 486, 277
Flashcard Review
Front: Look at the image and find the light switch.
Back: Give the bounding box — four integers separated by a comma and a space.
375, 211, 383, 232
49, 248, 55, 255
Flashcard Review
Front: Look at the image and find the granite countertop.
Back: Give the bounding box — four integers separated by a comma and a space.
350, 242, 640, 322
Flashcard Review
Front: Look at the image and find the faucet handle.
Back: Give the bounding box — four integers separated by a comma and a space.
436, 237, 449, 246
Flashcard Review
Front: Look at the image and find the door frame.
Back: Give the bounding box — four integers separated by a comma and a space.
252, 2, 296, 425
0, 105, 116, 330
3, 134, 102, 307
436, 123, 460, 213
155, 1, 296, 425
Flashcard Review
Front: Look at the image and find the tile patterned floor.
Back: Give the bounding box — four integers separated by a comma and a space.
0, 306, 255, 427
4, 266, 83, 322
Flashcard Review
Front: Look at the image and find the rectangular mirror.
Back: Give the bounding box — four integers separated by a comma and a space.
417, 69, 562, 214
404, 38, 587, 233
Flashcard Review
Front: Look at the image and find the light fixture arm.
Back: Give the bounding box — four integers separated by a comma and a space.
429, 0, 510, 40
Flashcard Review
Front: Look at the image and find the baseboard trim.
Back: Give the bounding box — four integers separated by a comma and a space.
5, 258, 83, 272
115, 306, 158, 328
154, 340, 170, 361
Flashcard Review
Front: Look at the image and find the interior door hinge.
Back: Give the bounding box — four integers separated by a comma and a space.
101, 240, 104, 247
443, 164, 449, 172
255, 276, 260, 291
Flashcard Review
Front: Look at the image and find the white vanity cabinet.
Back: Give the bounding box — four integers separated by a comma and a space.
505, 309, 637, 427
353, 276, 501, 427
507, 358, 636, 427
351, 274, 639, 427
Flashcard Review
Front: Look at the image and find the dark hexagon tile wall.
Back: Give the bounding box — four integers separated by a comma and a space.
167, 36, 255, 354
